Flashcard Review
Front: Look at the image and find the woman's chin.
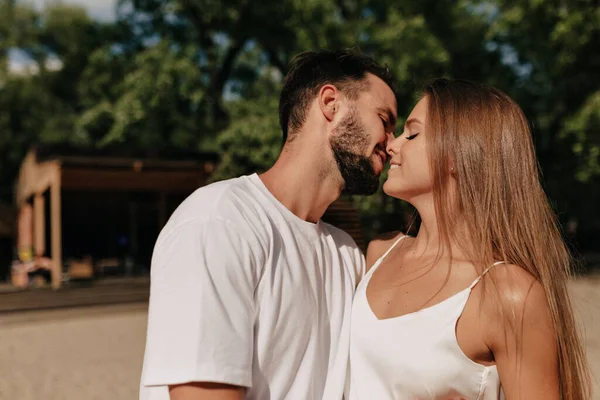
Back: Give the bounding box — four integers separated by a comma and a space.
382, 181, 405, 199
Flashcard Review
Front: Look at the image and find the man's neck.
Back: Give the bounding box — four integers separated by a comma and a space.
259, 150, 342, 223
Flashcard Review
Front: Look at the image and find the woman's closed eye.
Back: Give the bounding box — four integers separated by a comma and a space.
406, 132, 419, 140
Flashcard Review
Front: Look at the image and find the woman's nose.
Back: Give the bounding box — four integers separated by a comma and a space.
386, 135, 401, 156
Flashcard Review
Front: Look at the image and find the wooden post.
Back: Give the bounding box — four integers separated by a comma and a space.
50, 171, 62, 289
33, 192, 46, 256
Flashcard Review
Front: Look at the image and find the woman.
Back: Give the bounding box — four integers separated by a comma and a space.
347, 78, 590, 399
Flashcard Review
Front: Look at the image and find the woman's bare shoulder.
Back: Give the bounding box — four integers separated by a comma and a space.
482, 263, 552, 348
365, 231, 406, 271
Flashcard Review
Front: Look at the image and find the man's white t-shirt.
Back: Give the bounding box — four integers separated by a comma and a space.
139, 174, 365, 400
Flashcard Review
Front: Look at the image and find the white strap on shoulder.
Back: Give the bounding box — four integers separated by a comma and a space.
469, 261, 506, 289
379, 234, 407, 263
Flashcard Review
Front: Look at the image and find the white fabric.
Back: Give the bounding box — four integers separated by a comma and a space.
347, 236, 504, 400
140, 174, 365, 400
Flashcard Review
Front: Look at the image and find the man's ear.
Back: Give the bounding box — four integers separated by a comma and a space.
318, 84, 340, 122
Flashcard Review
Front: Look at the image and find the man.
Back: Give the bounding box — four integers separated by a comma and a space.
140, 49, 397, 400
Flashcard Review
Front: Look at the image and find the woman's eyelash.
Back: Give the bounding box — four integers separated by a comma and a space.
406, 132, 419, 140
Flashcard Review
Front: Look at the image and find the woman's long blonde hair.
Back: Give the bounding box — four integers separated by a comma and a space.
423, 78, 590, 399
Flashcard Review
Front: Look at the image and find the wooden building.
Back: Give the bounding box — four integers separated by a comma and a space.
13, 144, 365, 290
14, 145, 218, 289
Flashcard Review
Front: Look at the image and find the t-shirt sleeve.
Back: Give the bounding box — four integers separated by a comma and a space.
354, 247, 367, 284
141, 218, 261, 389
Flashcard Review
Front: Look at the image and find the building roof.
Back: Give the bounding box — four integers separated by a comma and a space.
34, 143, 220, 170
14, 144, 220, 205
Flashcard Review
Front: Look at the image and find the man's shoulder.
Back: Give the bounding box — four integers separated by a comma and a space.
152, 176, 269, 267
322, 222, 361, 251
322, 222, 366, 283
159, 175, 272, 241
172, 176, 259, 221
189, 174, 253, 205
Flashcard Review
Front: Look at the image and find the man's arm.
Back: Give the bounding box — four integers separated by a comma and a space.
141, 218, 262, 399
169, 382, 244, 400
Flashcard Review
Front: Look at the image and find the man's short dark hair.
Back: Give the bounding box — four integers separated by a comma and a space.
279, 49, 395, 143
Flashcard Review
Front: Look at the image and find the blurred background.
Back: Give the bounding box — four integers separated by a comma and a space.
0, 0, 598, 399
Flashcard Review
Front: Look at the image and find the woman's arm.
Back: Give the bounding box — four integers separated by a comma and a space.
487, 264, 560, 400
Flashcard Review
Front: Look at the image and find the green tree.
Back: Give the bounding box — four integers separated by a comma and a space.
77, 41, 210, 151
0, 3, 113, 200
114, 0, 527, 238
486, 0, 600, 237
1, 0, 598, 246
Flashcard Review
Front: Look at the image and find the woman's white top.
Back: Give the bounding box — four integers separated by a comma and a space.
347, 236, 504, 400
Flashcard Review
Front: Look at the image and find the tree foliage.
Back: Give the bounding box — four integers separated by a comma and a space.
0, 0, 598, 243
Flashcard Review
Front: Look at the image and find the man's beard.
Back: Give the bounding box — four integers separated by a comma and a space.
330, 108, 380, 195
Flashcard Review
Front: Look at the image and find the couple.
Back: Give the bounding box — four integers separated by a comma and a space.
139, 50, 590, 399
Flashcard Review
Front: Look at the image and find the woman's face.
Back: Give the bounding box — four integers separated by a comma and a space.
383, 96, 433, 202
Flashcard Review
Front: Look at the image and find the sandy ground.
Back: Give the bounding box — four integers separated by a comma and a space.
0, 303, 148, 400
570, 275, 600, 398
0, 277, 599, 400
